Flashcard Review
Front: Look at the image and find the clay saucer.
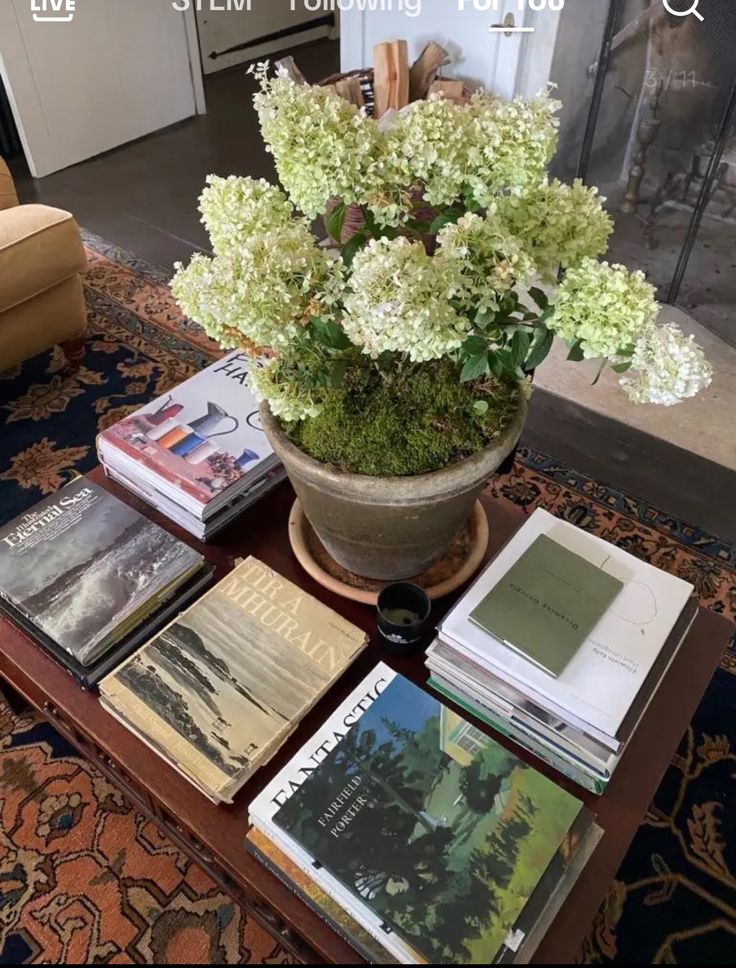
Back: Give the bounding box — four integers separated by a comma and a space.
288, 499, 489, 606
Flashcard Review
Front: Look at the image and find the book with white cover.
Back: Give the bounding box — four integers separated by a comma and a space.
98, 351, 279, 520
439, 508, 693, 744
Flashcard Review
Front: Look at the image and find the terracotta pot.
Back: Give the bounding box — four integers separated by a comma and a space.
260, 397, 527, 581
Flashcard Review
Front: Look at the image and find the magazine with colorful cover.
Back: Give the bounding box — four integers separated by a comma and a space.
98, 351, 278, 516
269, 671, 585, 964
100, 557, 368, 802
0, 478, 203, 667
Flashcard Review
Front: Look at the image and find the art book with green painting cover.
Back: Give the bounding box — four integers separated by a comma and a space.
271, 673, 584, 965
469, 533, 624, 677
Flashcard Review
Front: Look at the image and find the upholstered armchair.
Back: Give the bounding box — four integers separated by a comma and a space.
0, 156, 87, 371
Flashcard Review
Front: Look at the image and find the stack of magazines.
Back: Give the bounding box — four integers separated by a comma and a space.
0, 478, 213, 688
426, 508, 697, 793
99, 557, 368, 803
248, 664, 602, 964
97, 352, 285, 541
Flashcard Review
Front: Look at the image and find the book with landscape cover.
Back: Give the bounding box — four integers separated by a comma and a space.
270, 671, 585, 965
0, 478, 203, 668
469, 534, 624, 677
98, 351, 278, 516
99, 557, 369, 802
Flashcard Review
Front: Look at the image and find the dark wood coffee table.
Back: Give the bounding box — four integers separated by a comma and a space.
0, 468, 731, 964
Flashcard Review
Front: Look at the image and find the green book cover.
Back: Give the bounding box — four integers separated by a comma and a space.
273, 674, 583, 965
469, 534, 624, 677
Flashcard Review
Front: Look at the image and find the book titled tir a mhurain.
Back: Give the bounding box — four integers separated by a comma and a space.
0, 478, 207, 686
427, 507, 696, 792
249, 664, 601, 965
97, 351, 285, 540
99, 557, 368, 803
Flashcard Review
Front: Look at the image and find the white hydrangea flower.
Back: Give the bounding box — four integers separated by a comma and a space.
437, 212, 535, 314
253, 68, 386, 220
494, 179, 613, 281
342, 237, 470, 362
249, 358, 323, 422
620, 323, 713, 406
465, 89, 561, 207
171, 221, 332, 352
549, 259, 659, 360
384, 94, 472, 208
198, 175, 295, 255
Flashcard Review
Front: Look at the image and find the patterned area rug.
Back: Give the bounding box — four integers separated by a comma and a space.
0, 234, 734, 964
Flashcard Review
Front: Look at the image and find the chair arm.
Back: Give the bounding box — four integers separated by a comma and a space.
0, 156, 19, 211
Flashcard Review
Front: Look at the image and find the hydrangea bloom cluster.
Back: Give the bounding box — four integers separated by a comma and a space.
172, 221, 331, 353
495, 179, 613, 281
437, 213, 535, 315
251, 63, 385, 221
465, 90, 561, 207
199, 175, 295, 255
343, 237, 469, 361
620, 323, 713, 406
548, 259, 659, 360
172, 64, 713, 426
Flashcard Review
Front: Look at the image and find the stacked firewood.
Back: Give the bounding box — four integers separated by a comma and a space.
276, 40, 470, 119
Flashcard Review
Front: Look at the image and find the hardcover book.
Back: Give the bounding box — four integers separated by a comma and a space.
0, 478, 203, 667
97, 351, 278, 517
99, 557, 368, 802
439, 508, 694, 745
271, 671, 584, 965
469, 534, 624, 677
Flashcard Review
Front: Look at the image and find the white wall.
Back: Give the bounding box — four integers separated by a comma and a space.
340, 0, 561, 99
0, 0, 198, 178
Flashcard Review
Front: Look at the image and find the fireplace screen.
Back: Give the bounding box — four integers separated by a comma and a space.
574, 0, 736, 346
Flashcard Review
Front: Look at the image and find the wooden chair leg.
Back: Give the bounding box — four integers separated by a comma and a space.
61, 336, 85, 369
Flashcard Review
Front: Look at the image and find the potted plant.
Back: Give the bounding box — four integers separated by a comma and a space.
172, 62, 712, 580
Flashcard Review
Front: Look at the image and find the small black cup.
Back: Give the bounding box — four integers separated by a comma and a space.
377, 582, 432, 656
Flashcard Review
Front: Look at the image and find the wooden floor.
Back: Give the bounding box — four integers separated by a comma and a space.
11, 39, 736, 544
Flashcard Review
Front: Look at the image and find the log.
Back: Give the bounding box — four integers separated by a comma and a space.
373, 40, 410, 119
334, 76, 365, 108
275, 56, 307, 85
428, 79, 468, 104
409, 41, 451, 101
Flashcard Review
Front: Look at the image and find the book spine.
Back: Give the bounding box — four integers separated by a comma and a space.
245, 838, 398, 965
428, 678, 608, 796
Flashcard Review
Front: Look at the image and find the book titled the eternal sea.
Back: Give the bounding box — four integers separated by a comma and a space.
271, 671, 584, 965
470, 534, 624, 677
99, 557, 368, 802
0, 478, 203, 668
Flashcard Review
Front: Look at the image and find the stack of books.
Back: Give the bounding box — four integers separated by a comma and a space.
99, 557, 368, 803
0, 478, 213, 689
426, 508, 697, 793
248, 664, 602, 964
97, 351, 285, 541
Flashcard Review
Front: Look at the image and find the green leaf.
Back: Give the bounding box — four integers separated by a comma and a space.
462, 334, 489, 357
525, 326, 554, 371
312, 317, 351, 351
341, 231, 367, 267
528, 286, 549, 311
430, 209, 462, 234
618, 343, 636, 357
330, 360, 349, 386
325, 203, 347, 243
510, 330, 532, 369
591, 360, 607, 386
461, 353, 490, 383
473, 308, 496, 330
611, 361, 633, 374
473, 400, 489, 415
567, 340, 585, 363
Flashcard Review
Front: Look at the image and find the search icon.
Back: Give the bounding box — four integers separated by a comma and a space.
662, 0, 704, 21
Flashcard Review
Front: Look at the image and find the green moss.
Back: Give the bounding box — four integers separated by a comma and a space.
283, 360, 520, 476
